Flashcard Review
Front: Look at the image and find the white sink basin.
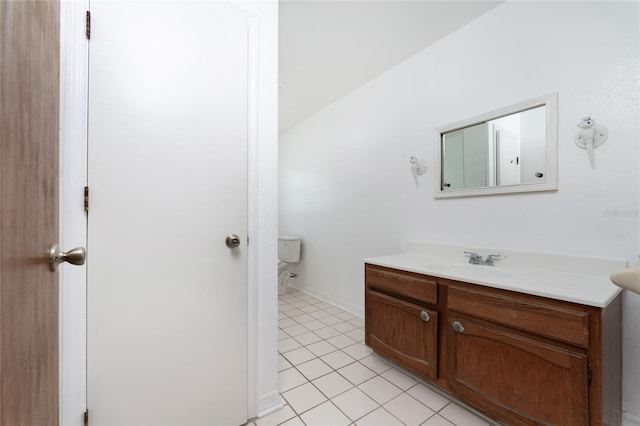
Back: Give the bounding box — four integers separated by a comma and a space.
426, 263, 511, 280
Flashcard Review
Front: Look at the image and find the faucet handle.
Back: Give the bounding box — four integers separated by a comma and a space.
464, 251, 483, 264
484, 254, 501, 266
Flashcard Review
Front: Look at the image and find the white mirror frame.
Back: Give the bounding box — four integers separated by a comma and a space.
434, 93, 558, 198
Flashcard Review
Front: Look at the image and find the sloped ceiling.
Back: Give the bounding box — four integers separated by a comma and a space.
279, 0, 503, 133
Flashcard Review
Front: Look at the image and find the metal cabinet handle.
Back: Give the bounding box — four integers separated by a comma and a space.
420, 311, 430, 322
49, 243, 86, 272
225, 234, 241, 249
452, 320, 465, 334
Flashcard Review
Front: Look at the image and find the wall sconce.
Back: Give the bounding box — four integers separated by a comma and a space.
410, 156, 427, 188
574, 116, 608, 168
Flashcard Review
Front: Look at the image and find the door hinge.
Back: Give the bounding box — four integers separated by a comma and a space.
84, 409, 89, 426
84, 186, 89, 212
247, 236, 250, 246
86, 11, 91, 39
587, 364, 592, 385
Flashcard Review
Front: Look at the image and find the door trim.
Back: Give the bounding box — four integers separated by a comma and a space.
59, 1, 89, 424
59, 1, 261, 422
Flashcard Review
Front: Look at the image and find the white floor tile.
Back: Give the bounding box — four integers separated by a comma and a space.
278, 330, 290, 341
331, 387, 379, 421
283, 347, 317, 366
300, 401, 351, 426
327, 334, 358, 349
342, 343, 373, 360
282, 382, 328, 415
325, 306, 345, 315
315, 302, 333, 309
309, 310, 333, 320
306, 340, 338, 357
278, 337, 302, 353
282, 308, 304, 317
299, 305, 320, 314
358, 376, 402, 405
289, 301, 311, 309
384, 393, 434, 425
406, 384, 450, 412
297, 294, 317, 301
255, 404, 296, 426
279, 368, 308, 393
439, 403, 491, 426
337, 362, 377, 386
314, 327, 341, 340
320, 315, 343, 326
296, 358, 334, 381
293, 331, 323, 346
312, 371, 354, 399
279, 416, 305, 426
332, 321, 358, 333
321, 350, 356, 369
279, 318, 298, 328
278, 354, 293, 372
381, 367, 417, 390
348, 317, 365, 328
278, 312, 289, 320
421, 414, 455, 426
282, 324, 310, 337
290, 313, 315, 324
301, 319, 326, 331
355, 408, 403, 426
358, 355, 391, 374
336, 312, 357, 321
344, 328, 365, 342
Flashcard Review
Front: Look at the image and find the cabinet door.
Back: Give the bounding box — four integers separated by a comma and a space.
448, 315, 588, 426
366, 290, 437, 380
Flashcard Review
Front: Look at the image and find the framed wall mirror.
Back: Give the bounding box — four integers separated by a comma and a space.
434, 93, 558, 198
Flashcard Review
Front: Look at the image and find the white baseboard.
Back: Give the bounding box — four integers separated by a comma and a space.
288, 284, 364, 318
624, 412, 640, 426
257, 390, 282, 418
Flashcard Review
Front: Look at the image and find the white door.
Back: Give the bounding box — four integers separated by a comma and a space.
87, 2, 249, 424
494, 125, 521, 186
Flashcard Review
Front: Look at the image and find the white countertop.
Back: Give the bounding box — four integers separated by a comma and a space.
364, 243, 626, 308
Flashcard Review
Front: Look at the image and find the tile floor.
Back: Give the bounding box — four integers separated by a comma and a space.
247, 289, 495, 426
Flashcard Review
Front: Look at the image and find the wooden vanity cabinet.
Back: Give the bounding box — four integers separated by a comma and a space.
364, 264, 622, 426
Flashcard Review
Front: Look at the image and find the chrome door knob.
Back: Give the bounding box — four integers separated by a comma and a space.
49, 243, 86, 271
225, 234, 241, 249
420, 311, 430, 322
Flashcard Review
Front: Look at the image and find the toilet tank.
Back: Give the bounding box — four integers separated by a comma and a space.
278, 236, 301, 262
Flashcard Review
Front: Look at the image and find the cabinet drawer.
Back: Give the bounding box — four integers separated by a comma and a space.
448, 286, 589, 348
365, 264, 437, 305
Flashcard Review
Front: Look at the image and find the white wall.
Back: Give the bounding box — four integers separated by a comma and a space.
279, 1, 640, 422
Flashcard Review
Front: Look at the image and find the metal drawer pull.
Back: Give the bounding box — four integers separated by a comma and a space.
452, 320, 465, 334
420, 311, 430, 322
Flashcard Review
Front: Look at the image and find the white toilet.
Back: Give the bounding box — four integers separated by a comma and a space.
278, 236, 301, 295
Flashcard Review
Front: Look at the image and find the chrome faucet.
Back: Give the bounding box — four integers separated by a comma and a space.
464, 251, 484, 265
464, 251, 501, 266
484, 254, 501, 266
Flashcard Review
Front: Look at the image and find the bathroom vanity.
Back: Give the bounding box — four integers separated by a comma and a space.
364, 244, 624, 426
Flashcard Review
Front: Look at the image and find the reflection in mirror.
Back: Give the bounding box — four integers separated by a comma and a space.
435, 93, 557, 198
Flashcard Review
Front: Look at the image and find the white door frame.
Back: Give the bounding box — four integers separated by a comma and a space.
59, 1, 262, 423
